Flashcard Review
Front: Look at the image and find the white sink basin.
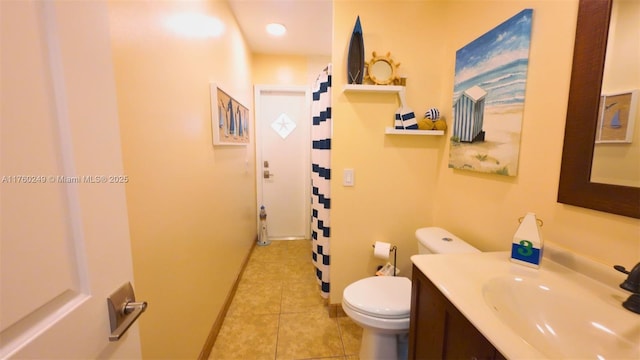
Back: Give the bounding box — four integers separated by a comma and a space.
411, 249, 640, 359
483, 275, 639, 359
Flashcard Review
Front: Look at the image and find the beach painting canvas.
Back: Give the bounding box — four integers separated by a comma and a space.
449, 9, 533, 176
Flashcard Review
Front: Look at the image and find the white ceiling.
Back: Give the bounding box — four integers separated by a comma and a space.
228, 0, 332, 56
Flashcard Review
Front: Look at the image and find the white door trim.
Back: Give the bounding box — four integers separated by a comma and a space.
254, 85, 312, 239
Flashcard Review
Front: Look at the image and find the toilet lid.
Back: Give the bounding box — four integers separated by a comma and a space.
343, 276, 411, 319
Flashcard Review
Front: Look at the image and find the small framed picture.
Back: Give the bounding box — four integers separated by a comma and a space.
596, 89, 638, 143
210, 83, 250, 146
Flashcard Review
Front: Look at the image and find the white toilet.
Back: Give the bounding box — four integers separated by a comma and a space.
341, 227, 480, 360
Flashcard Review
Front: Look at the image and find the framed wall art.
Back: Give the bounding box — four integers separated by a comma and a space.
596, 90, 638, 143
210, 83, 250, 146
449, 9, 533, 177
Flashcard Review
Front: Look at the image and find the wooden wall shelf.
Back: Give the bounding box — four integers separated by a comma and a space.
343, 84, 404, 94
385, 127, 444, 136
344, 85, 445, 137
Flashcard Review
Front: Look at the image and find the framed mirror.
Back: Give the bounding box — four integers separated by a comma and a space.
365, 51, 400, 85
558, 0, 640, 219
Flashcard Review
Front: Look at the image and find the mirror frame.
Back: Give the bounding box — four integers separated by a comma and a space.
558, 0, 640, 219
365, 51, 399, 85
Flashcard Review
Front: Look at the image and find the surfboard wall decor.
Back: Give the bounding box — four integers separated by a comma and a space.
347, 16, 364, 84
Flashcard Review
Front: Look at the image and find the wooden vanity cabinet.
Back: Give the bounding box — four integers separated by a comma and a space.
409, 265, 506, 360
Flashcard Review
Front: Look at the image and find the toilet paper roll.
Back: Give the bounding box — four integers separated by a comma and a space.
373, 241, 391, 259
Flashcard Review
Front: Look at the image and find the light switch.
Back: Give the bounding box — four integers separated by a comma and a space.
343, 168, 354, 186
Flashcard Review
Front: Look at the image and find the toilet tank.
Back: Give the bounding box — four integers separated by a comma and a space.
415, 227, 480, 254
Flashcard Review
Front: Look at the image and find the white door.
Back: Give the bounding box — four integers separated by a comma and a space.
0, 1, 141, 358
255, 86, 311, 240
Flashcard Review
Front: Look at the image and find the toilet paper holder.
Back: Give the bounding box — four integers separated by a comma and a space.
371, 244, 397, 276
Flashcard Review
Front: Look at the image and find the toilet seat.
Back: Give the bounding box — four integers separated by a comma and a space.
342, 276, 411, 319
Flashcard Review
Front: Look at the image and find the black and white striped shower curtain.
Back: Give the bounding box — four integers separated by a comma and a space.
311, 64, 332, 299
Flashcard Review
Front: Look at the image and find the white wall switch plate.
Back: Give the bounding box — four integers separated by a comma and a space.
343, 168, 354, 186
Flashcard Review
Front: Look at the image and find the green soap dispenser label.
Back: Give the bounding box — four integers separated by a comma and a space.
511, 240, 541, 264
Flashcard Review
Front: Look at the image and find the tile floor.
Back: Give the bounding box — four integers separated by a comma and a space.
209, 240, 363, 360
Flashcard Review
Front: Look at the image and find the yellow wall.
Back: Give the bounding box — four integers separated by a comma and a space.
331, 0, 640, 304
107, 1, 255, 357
252, 53, 331, 86
331, 0, 449, 302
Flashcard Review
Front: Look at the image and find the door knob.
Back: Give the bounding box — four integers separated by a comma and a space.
263, 170, 275, 179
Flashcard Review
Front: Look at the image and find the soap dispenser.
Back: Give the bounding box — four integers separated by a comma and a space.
510, 212, 543, 268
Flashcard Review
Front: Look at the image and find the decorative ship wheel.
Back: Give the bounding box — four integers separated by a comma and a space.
365, 51, 401, 85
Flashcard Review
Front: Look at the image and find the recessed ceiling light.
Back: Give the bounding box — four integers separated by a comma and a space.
266, 23, 286, 36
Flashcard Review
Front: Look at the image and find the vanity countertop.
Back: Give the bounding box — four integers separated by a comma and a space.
411, 249, 639, 359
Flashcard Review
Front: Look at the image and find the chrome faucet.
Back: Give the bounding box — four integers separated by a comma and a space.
614, 262, 640, 314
